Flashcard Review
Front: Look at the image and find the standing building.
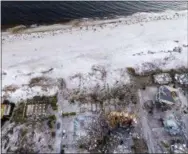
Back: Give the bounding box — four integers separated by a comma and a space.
155, 86, 178, 106
1, 100, 15, 126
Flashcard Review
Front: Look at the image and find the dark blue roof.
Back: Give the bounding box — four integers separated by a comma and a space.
158, 86, 176, 104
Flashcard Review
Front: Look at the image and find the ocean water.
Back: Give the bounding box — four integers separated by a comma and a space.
1, 1, 187, 28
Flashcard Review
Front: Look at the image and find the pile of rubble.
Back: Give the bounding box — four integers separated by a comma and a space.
106, 111, 137, 129
175, 73, 188, 85
163, 113, 182, 136
77, 111, 137, 153
171, 143, 188, 153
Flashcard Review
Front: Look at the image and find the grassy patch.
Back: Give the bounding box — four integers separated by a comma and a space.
62, 112, 76, 117
132, 137, 148, 153
126, 67, 136, 75
21, 128, 28, 137
50, 95, 58, 110
10, 102, 26, 124
29, 76, 49, 87
161, 141, 170, 149
47, 115, 56, 129
48, 115, 56, 121
3, 84, 19, 93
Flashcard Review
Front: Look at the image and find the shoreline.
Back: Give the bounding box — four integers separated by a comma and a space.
2, 9, 187, 36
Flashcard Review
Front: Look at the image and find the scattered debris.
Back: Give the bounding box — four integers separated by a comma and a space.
74, 115, 95, 137
41, 68, 54, 74
170, 143, 188, 153
29, 76, 56, 88
183, 44, 188, 48
3, 84, 19, 93
172, 46, 182, 53
138, 62, 159, 76
126, 67, 136, 75
2, 71, 7, 75
183, 107, 188, 114
147, 50, 155, 54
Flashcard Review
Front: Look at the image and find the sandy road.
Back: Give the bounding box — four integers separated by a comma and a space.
138, 90, 156, 153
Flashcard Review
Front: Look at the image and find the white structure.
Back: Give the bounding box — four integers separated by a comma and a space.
1, 104, 11, 117
153, 73, 172, 84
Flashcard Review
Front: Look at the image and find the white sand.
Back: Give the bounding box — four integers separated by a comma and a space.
2, 9, 188, 103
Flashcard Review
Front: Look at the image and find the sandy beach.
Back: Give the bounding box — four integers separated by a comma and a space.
2, 9, 188, 103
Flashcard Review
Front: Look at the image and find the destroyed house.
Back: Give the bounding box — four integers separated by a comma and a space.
175, 74, 188, 85
163, 113, 181, 135
74, 115, 95, 137
156, 86, 178, 105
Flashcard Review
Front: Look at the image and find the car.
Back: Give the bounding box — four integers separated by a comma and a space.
57, 122, 60, 129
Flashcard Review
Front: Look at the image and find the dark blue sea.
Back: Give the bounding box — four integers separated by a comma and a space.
1, 1, 187, 29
